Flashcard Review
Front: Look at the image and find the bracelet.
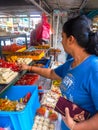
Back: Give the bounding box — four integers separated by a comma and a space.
71, 122, 76, 130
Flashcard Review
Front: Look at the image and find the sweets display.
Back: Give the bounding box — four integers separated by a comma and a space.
2, 43, 26, 53
32, 89, 60, 130
0, 92, 31, 111
16, 58, 32, 64
0, 59, 20, 72
37, 106, 46, 116
32, 115, 55, 130
15, 74, 39, 85
34, 45, 50, 49
0, 98, 18, 111
0, 68, 18, 84
33, 63, 44, 67
49, 48, 61, 55
52, 80, 61, 86
41, 90, 61, 109
6, 56, 32, 64
37, 106, 58, 121
33, 58, 50, 68
5, 50, 45, 60
51, 85, 61, 95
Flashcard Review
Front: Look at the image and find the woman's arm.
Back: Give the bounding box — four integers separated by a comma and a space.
63, 108, 98, 130
75, 113, 98, 130
20, 64, 61, 80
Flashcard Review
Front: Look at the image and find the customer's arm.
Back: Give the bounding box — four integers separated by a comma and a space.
20, 64, 61, 80
74, 113, 98, 130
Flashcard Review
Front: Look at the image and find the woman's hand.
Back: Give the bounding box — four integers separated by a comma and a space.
18, 64, 29, 71
72, 104, 85, 122
73, 111, 85, 122
62, 107, 85, 130
62, 107, 76, 130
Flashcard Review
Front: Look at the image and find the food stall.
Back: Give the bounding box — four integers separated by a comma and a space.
0, 0, 98, 130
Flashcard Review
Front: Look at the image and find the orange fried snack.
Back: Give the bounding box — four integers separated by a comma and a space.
48, 112, 58, 121
37, 106, 46, 116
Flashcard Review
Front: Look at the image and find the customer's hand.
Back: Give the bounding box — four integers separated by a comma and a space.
62, 108, 76, 130
73, 111, 85, 122
62, 107, 85, 129
72, 104, 85, 122
18, 64, 29, 71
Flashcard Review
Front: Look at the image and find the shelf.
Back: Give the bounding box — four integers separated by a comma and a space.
0, 73, 19, 95
0, 33, 27, 40
0, 33, 28, 58
0, 61, 33, 95
0, 70, 28, 95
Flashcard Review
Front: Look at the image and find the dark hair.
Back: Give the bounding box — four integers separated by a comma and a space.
63, 15, 98, 56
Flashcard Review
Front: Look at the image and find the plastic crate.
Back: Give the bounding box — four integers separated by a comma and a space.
0, 85, 40, 130
36, 59, 50, 68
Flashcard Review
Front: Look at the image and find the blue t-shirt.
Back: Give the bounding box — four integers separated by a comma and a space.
54, 55, 98, 130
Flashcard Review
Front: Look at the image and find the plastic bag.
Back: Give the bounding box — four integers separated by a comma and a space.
36, 13, 51, 42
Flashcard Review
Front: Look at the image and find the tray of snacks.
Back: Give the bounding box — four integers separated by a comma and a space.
37, 106, 58, 121
6, 56, 32, 64
32, 104, 62, 130
49, 48, 61, 55
15, 73, 39, 85
32, 115, 55, 130
0, 68, 18, 84
0, 59, 20, 72
34, 45, 50, 49
41, 90, 61, 109
2, 44, 26, 54
33, 58, 51, 68
16, 58, 32, 65
5, 50, 45, 61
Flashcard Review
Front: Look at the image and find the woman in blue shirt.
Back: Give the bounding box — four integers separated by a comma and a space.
20, 15, 98, 130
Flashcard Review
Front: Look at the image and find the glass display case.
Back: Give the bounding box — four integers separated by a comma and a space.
0, 34, 28, 58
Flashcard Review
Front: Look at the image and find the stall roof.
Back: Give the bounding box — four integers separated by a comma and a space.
0, 0, 42, 16
0, 0, 97, 16
44, 0, 98, 11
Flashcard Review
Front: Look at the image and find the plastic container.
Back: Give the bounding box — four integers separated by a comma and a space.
36, 58, 50, 68
15, 73, 39, 85
0, 85, 40, 130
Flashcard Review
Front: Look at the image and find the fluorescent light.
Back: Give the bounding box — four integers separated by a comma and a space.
30, 14, 41, 17
16, 15, 28, 17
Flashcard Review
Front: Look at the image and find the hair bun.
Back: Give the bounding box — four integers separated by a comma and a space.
89, 31, 94, 37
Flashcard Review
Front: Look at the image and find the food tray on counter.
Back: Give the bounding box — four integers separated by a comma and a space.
33, 58, 51, 68
2, 47, 26, 54
0, 68, 19, 84
16, 47, 26, 52
34, 45, 50, 49
5, 50, 45, 60
0, 85, 40, 130
0, 72, 18, 84
15, 73, 39, 85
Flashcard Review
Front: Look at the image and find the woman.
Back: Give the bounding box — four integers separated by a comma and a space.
20, 15, 98, 130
